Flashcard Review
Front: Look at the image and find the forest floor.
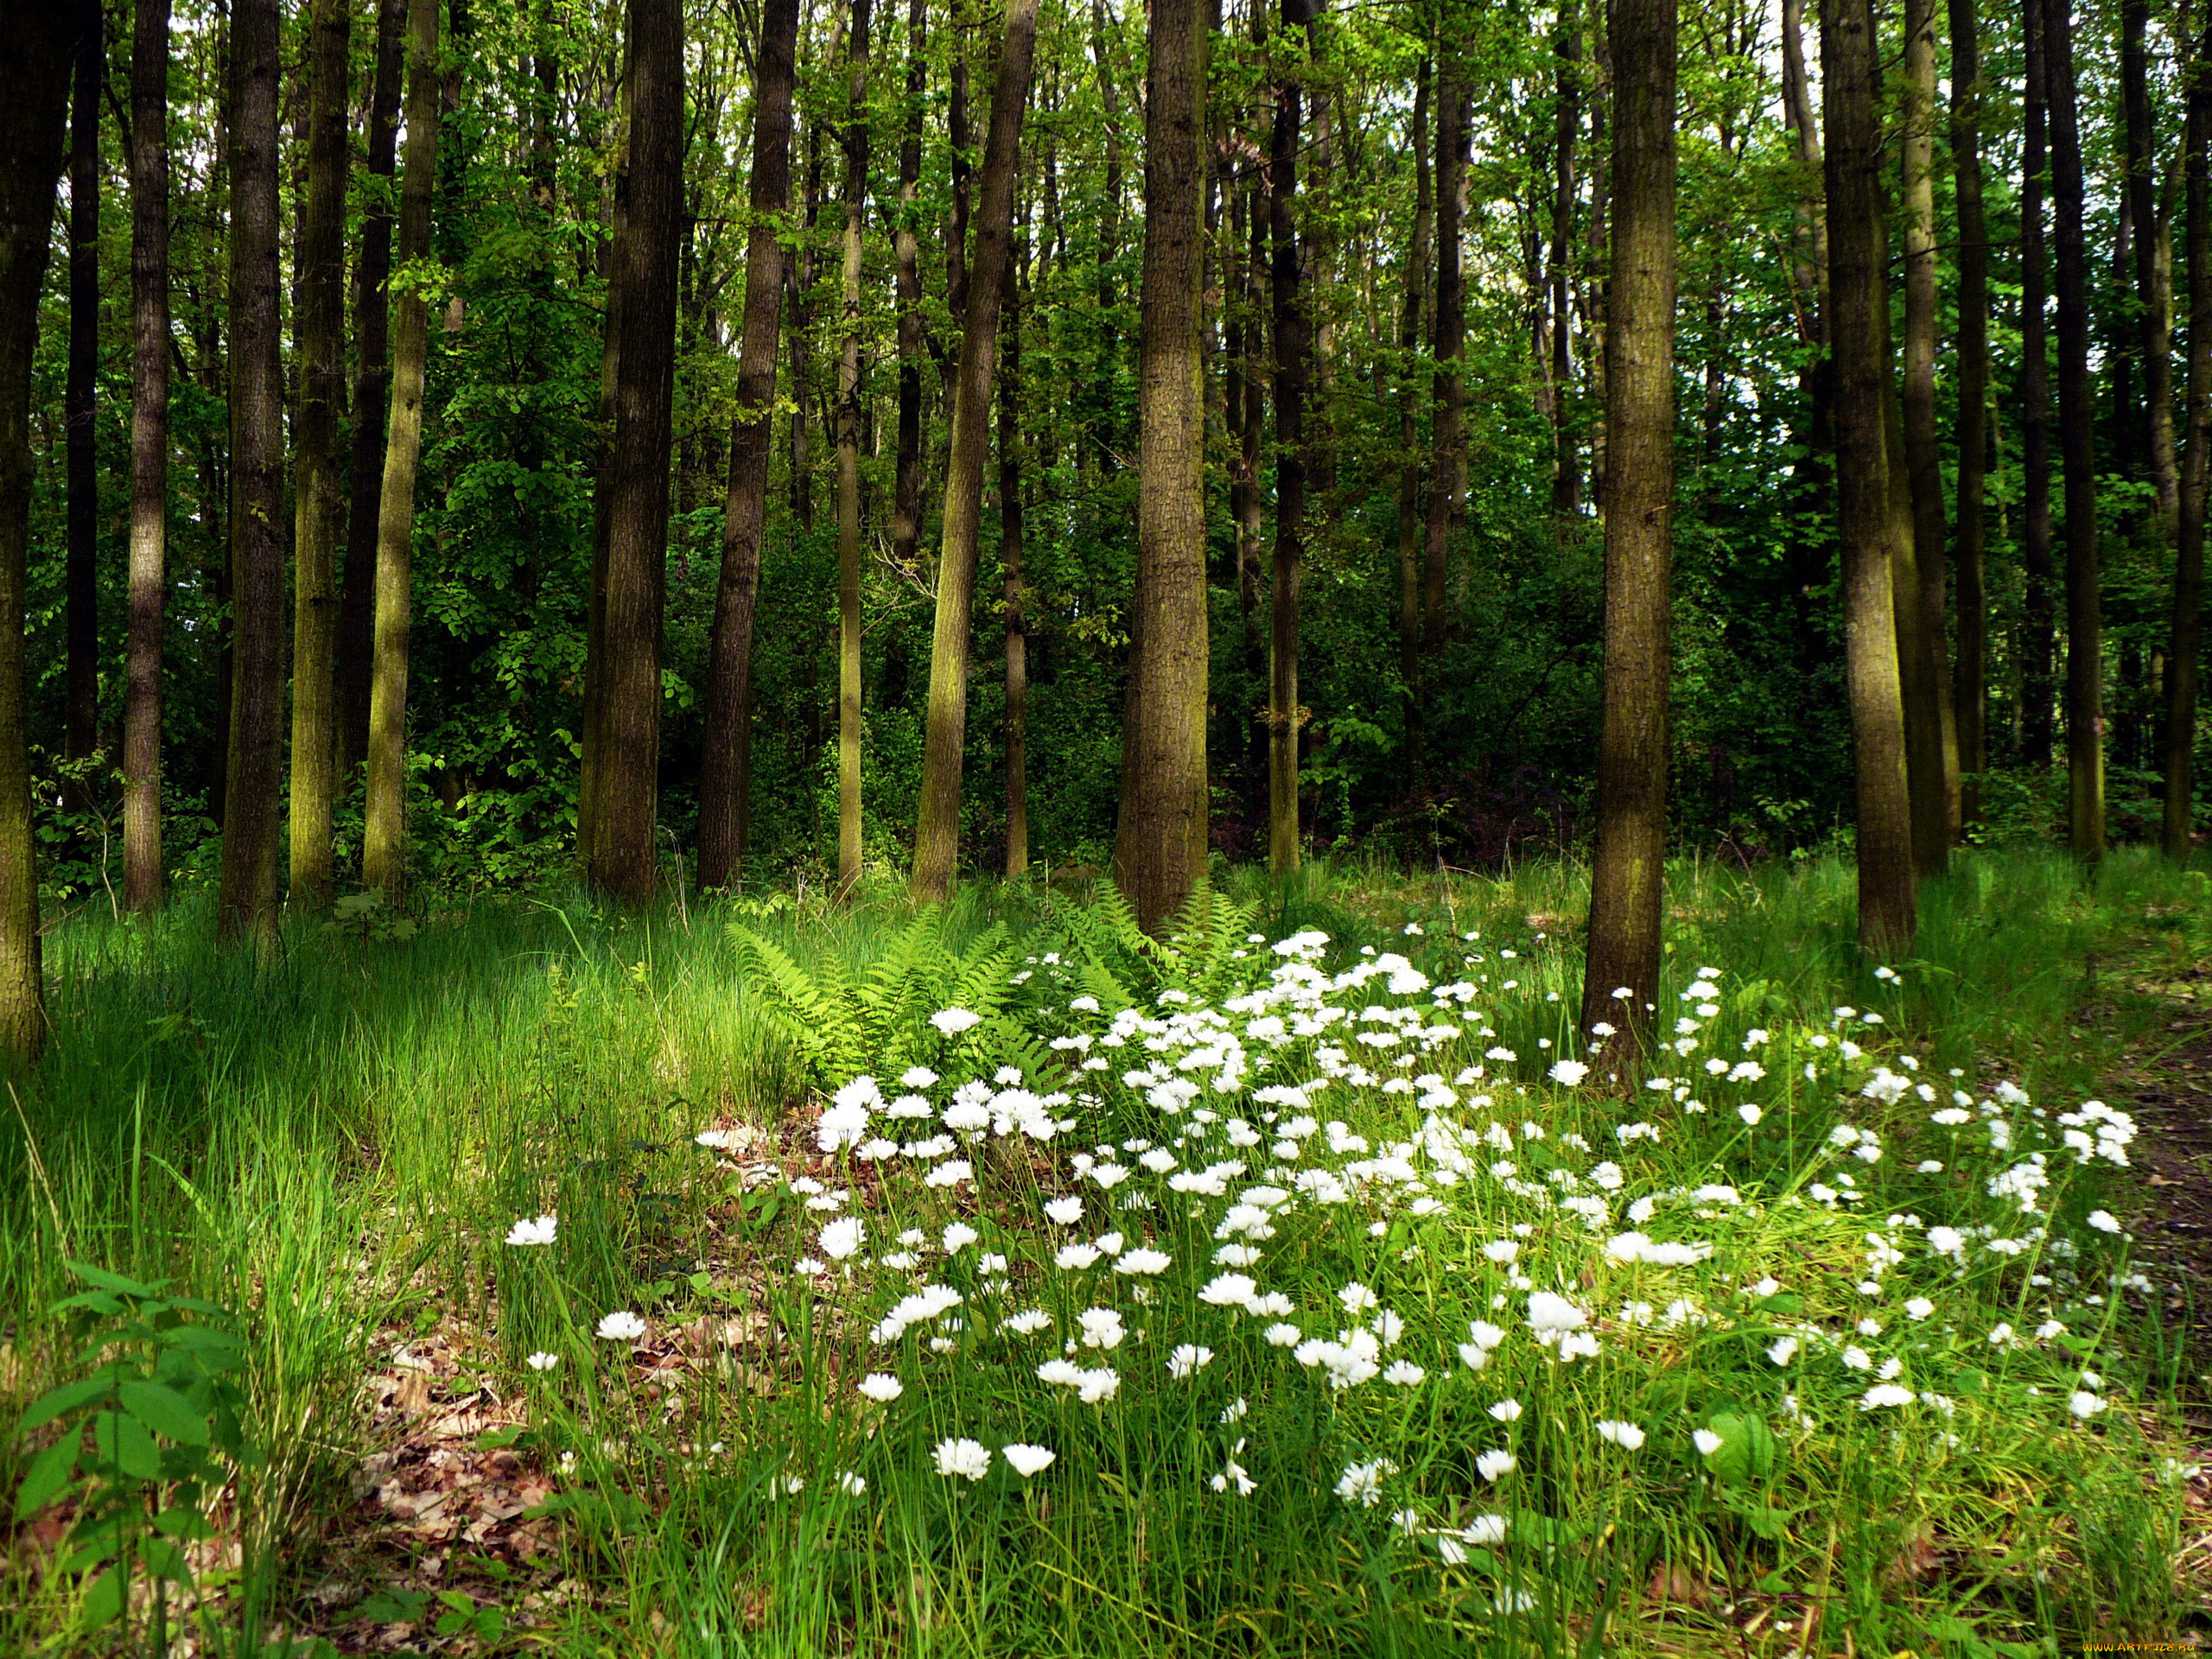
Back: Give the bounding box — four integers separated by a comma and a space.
4, 850, 2212, 1656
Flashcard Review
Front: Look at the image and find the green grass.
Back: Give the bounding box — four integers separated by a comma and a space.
2, 847, 2208, 1656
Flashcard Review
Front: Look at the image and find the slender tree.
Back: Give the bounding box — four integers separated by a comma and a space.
1823, 0, 1916, 949
1898, 0, 1957, 858
289, 0, 351, 906
2166, 48, 2211, 856
1779, 0, 1833, 665
64, 14, 101, 798
697, 0, 799, 893
2047, 0, 2104, 858
336, 0, 409, 787
892, 0, 927, 577
217, 0, 284, 950
124, 0, 168, 913
1422, 56, 1468, 657
833, 0, 873, 896
1396, 59, 1431, 778
1951, 0, 1990, 830
911, 0, 1041, 905
0, 0, 79, 1055
1267, 0, 1317, 877
363, 0, 444, 900
2124, 0, 2179, 537
1001, 252, 1031, 882
587, 0, 684, 899
2022, 0, 2057, 770
1111, 0, 1208, 926
1580, 0, 1678, 1053
1549, 25, 1580, 518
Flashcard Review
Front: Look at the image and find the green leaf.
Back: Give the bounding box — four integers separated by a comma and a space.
82, 1565, 127, 1626
67, 1260, 162, 1300
111, 1409, 162, 1480
12, 1435, 79, 1519
118, 1379, 209, 1445
152, 1503, 213, 1541
474, 1425, 524, 1450
350, 1587, 431, 1624
20, 1372, 115, 1429
139, 1535, 190, 1581
1701, 1410, 1779, 1485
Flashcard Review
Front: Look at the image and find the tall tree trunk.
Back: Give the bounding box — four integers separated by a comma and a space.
1088, 0, 1126, 472
362, 0, 443, 901
1110, 0, 1207, 927
911, 0, 1040, 905
2166, 52, 2210, 856
1823, 0, 1916, 950
1422, 60, 1467, 653
1780, 0, 1833, 671
1550, 25, 1580, 518
124, 0, 168, 912
588, 0, 683, 900
2126, 0, 2180, 539
834, 0, 873, 896
2022, 0, 2057, 771
696, 0, 799, 893
217, 0, 284, 952
1267, 0, 1317, 878
1396, 59, 1431, 781
1580, 0, 1677, 1055
892, 0, 926, 575
338, 0, 408, 791
790, 118, 821, 530
2048, 0, 2104, 858
1951, 0, 1989, 830
1001, 253, 1030, 882
0, 0, 77, 1055
289, 0, 350, 907
1899, 0, 1957, 861
65, 17, 101, 802
1237, 147, 1267, 695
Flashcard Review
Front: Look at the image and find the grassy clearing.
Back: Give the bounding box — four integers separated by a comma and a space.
2, 847, 2209, 1656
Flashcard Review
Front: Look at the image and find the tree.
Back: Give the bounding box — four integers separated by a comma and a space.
2166, 40, 2210, 857
835, 0, 873, 897
1001, 251, 1031, 882
1822, 0, 1916, 950
363, 0, 445, 901
1266, 0, 1317, 878
1421, 46, 1467, 658
697, 0, 800, 894
1395, 59, 1430, 779
2020, 0, 2057, 771
2047, 0, 2104, 859
1109, 0, 1208, 929
1580, 0, 1678, 1053
0, 0, 80, 1056
65, 13, 101, 799
336, 0, 409, 790
124, 0, 169, 913
1897, 0, 1956, 861
289, 0, 351, 906
911, 0, 1041, 905
1950, 0, 1989, 832
891, 0, 927, 579
2122, 0, 2178, 538
586, 0, 685, 900
217, 0, 285, 951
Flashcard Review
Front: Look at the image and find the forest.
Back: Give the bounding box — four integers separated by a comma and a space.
1, 0, 2209, 1651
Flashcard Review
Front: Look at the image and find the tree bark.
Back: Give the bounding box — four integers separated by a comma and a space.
911, 0, 1040, 905
587, 0, 683, 901
289, 0, 350, 907
696, 0, 799, 894
0, 0, 78, 1055
217, 0, 285, 952
1422, 59, 1467, 653
1899, 0, 1957, 861
65, 16, 101, 800
2022, 0, 2056, 771
1267, 0, 1317, 878
1110, 0, 1207, 928
338, 0, 409, 790
124, 0, 168, 912
2166, 49, 2210, 856
1396, 58, 1430, 781
2048, 0, 2104, 858
362, 0, 443, 902
1001, 251, 1030, 882
1822, 0, 1916, 950
1550, 25, 1580, 518
1951, 0, 1989, 831
1779, 0, 1833, 672
1580, 0, 1676, 1057
2125, 0, 2180, 539
834, 0, 873, 896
